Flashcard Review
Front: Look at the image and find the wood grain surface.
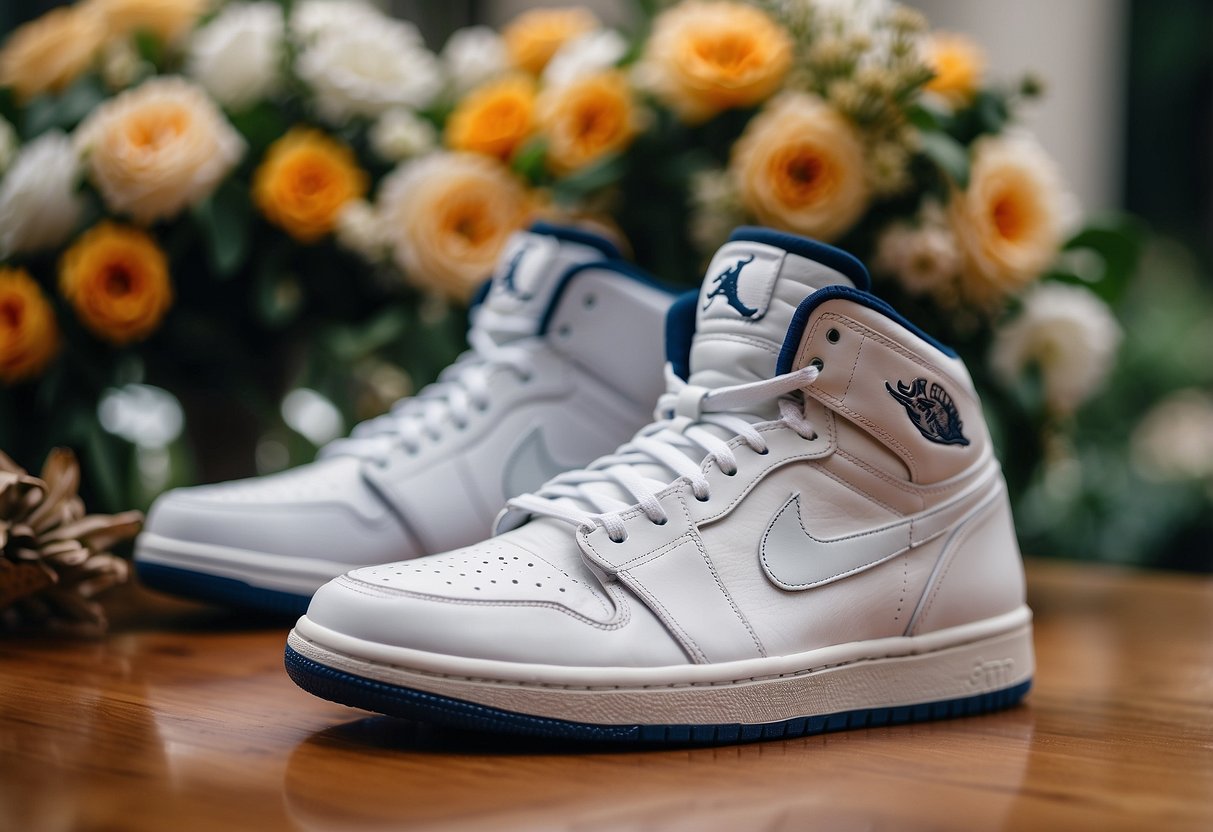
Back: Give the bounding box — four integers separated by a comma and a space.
1, 559, 1210, 831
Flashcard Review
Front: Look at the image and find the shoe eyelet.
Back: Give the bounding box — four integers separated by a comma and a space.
695, 493, 710, 503
583, 294, 596, 309
757, 447, 770, 456
610, 534, 627, 544
723, 468, 738, 477
809, 357, 824, 371
827, 328, 840, 344
652, 517, 668, 526
557, 324, 572, 337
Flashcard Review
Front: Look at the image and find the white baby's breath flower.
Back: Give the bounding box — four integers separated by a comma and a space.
295, 15, 442, 124
0, 130, 85, 256
1131, 390, 1213, 483
441, 26, 508, 96
99, 38, 148, 91
542, 29, 628, 89
874, 221, 960, 297
187, 1, 284, 111
335, 199, 388, 262
0, 117, 17, 174
990, 282, 1122, 416
368, 109, 436, 162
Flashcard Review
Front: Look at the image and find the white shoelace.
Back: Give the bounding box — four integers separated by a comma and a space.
321, 307, 537, 461
507, 364, 821, 542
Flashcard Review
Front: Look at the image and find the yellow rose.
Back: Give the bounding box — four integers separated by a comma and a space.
924, 32, 985, 107
378, 152, 534, 301
948, 134, 1066, 307
76, 77, 245, 224
85, 0, 208, 43
639, 1, 792, 123
445, 76, 537, 162
730, 93, 870, 242
253, 128, 368, 243
539, 70, 637, 174
502, 7, 599, 75
0, 267, 59, 383
0, 7, 106, 101
59, 222, 172, 345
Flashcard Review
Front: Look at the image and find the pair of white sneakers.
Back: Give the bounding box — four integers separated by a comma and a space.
136, 223, 1034, 743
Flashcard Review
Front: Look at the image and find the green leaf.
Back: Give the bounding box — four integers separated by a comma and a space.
972, 90, 1011, 135
192, 179, 253, 278
133, 30, 164, 69
918, 130, 970, 188
1056, 214, 1148, 303
21, 74, 106, 137
552, 154, 627, 204
511, 137, 550, 183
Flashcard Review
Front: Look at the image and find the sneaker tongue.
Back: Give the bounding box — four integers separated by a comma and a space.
475, 224, 620, 344
689, 230, 866, 389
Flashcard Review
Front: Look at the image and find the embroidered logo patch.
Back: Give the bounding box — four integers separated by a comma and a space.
496, 245, 534, 300
885, 378, 970, 446
703, 255, 765, 320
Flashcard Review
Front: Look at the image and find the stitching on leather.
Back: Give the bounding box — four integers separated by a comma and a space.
843, 334, 864, 398
689, 531, 767, 658
622, 565, 707, 663
810, 461, 903, 516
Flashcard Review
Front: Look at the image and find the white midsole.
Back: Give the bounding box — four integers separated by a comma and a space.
136, 533, 363, 596
287, 607, 1034, 725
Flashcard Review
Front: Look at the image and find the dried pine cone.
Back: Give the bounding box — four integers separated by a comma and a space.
0, 448, 141, 635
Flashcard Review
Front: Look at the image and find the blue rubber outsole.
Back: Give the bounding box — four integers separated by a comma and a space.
137, 560, 311, 617
284, 644, 1032, 745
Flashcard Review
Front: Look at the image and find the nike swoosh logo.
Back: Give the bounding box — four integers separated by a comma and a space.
760, 474, 1002, 590
502, 427, 569, 499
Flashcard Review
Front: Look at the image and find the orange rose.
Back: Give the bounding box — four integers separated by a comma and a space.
0, 267, 59, 383
0, 7, 105, 100
924, 32, 985, 107
502, 7, 599, 75
446, 76, 537, 162
253, 128, 369, 243
59, 222, 172, 345
639, 1, 792, 123
85, 0, 208, 43
539, 70, 637, 174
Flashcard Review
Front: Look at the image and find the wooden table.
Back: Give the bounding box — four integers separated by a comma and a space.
1, 559, 1210, 831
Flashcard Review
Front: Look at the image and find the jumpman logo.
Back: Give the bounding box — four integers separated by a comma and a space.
703, 255, 761, 319
498, 246, 533, 300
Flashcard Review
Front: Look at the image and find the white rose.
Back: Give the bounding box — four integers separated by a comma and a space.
290, 0, 385, 43
75, 77, 245, 224
874, 204, 961, 298
990, 282, 1122, 416
187, 1, 285, 111
542, 29, 627, 89
295, 16, 442, 124
334, 199, 387, 262
0, 117, 17, 174
368, 109, 436, 162
441, 26, 508, 96
1132, 390, 1213, 483
0, 130, 85, 257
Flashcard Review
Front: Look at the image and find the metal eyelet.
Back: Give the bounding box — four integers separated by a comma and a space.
583, 294, 596, 309
827, 328, 840, 343
809, 357, 824, 371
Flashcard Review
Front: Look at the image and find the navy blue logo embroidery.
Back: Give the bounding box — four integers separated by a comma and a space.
703, 255, 763, 319
497, 246, 533, 300
885, 378, 970, 446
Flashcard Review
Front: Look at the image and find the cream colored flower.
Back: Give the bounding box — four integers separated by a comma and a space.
542, 29, 628, 89
730, 92, 869, 242
874, 220, 960, 298
689, 167, 744, 254
0, 131, 85, 257
442, 26, 509, 97
0, 6, 105, 101
186, 1, 284, 110
369, 109, 437, 162
1132, 390, 1213, 483
990, 282, 1121, 416
637, 0, 792, 123
76, 77, 245, 224
290, 0, 382, 41
502, 7, 599, 76
949, 133, 1067, 306
334, 199, 387, 262
99, 37, 150, 90
85, 0, 209, 44
378, 152, 533, 300
295, 13, 442, 123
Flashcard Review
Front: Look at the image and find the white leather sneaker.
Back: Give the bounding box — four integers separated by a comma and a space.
286, 227, 1034, 743
136, 223, 678, 614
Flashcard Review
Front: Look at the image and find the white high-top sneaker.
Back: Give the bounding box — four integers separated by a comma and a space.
286, 227, 1034, 743
135, 223, 678, 615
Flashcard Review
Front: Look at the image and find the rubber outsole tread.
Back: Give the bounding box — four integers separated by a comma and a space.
284, 644, 1032, 745
137, 561, 310, 617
